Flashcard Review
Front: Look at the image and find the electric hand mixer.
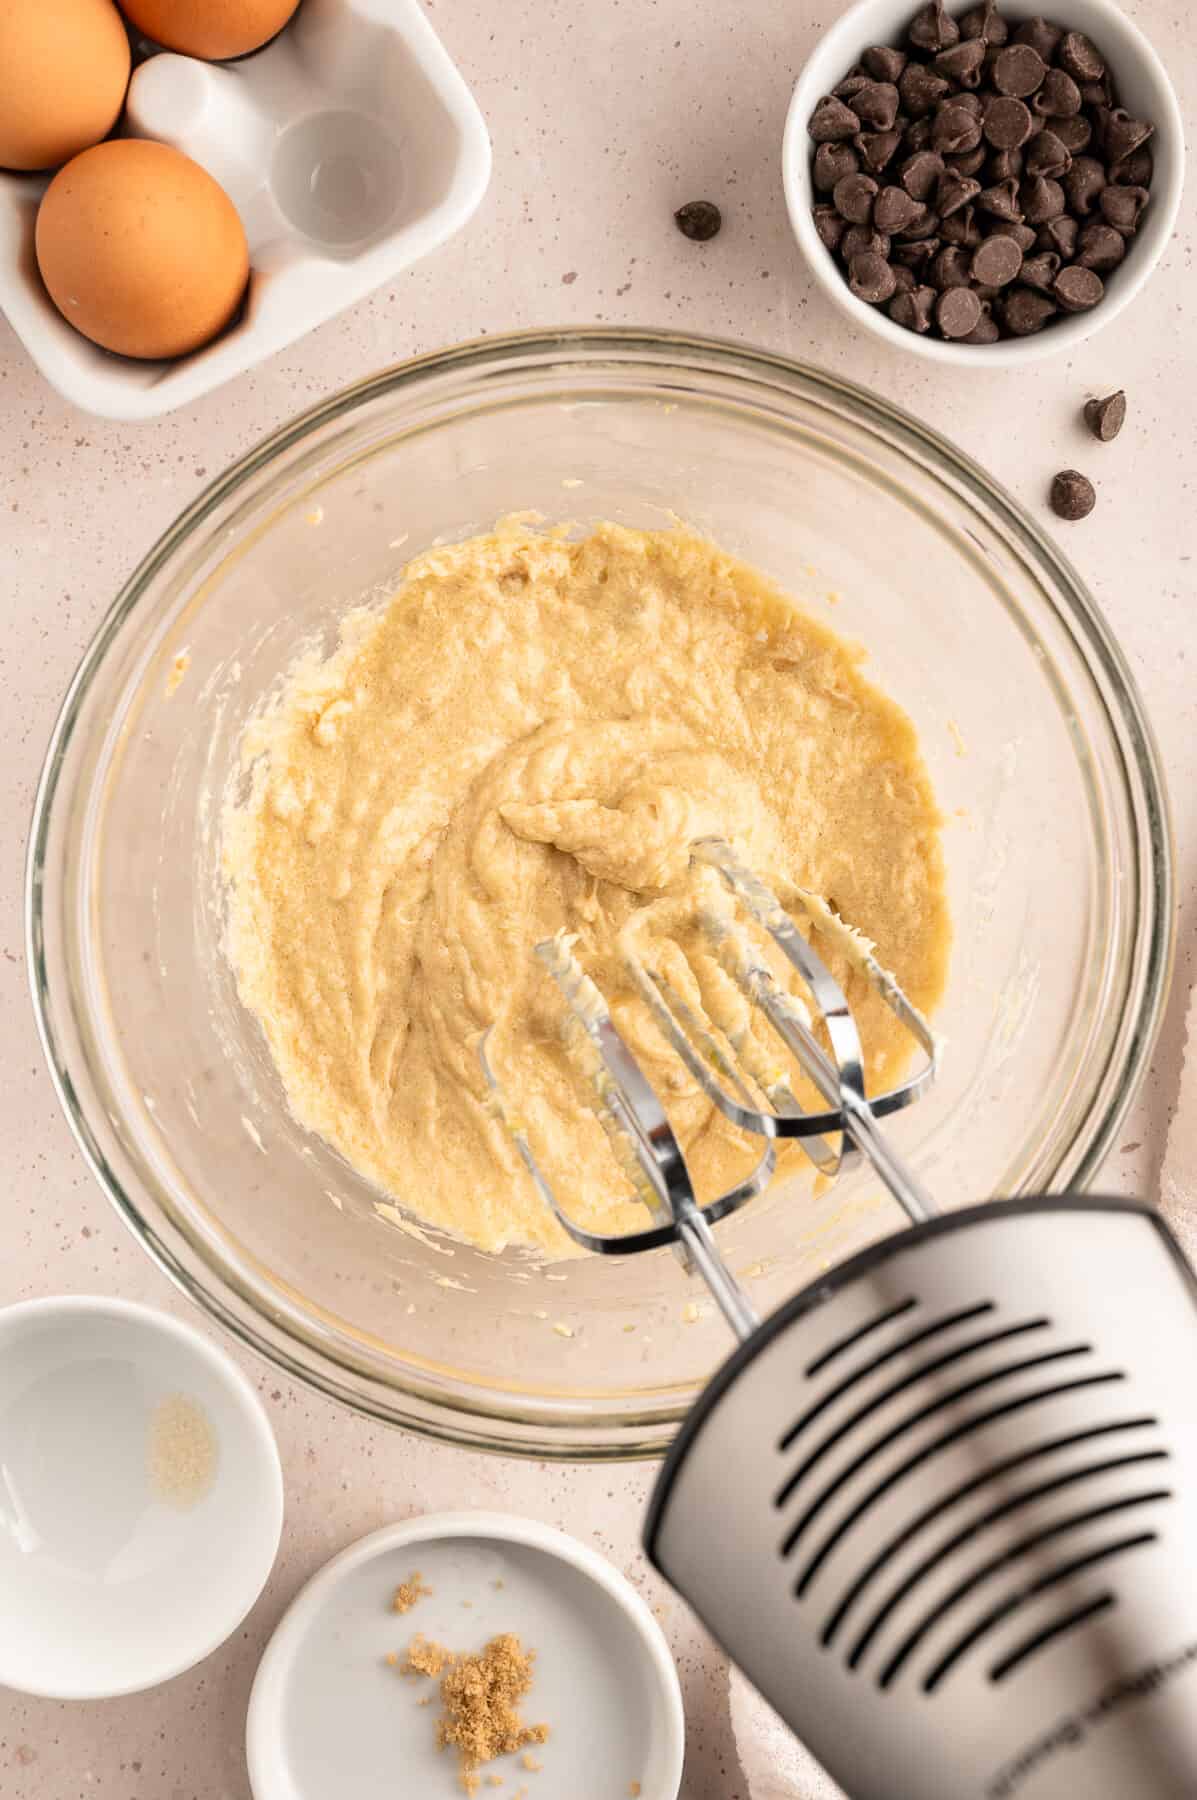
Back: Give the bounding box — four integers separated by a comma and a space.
481, 839, 1197, 1800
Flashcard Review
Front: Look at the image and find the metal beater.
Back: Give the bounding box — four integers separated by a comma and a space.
481, 837, 1197, 1800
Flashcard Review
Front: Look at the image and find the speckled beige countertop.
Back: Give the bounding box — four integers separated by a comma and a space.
1, 2, 1195, 1795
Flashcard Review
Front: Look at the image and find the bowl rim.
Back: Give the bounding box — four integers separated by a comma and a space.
782, 0, 1187, 366
25, 326, 1176, 1460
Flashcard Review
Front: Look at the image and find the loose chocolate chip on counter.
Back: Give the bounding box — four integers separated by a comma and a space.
1037, 213, 1077, 256
933, 243, 974, 288
856, 128, 904, 173
971, 233, 1023, 286
936, 284, 983, 337
1053, 114, 1093, 154
874, 184, 925, 232
937, 167, 981, 216
961, 0, 1008, 44
1002, 284, 1057, 333
1012, 17, 1063, 61
940, 203, 983, 246
852, 81, 901, 129
848, 251, 898, 302
988, 146, 1024, 182
934, 40, 987, 87
900, 148, 946, 199
1019, 250, 1061, 292
814, 142, 860, 190
889, 282, 938, 331
932, 103, 984, 154
992, 44, 1048, 99
1084, 389, 1126, 441
1054, 264, 1104, 311
1050, 469, 1096, 520
1058, 31, 1104, 82
983, 96, 1034, 149
1099, 183, 1150, 235
1076, 221, 1126, 271
1034, 68, 1083, 119
1064, 155, 1106, 214
1103, 109, 1154, 167
1111, 145, 1152, 185
898, 61, 951, 117
813, 205, 847, 252
832, 172, 879, 223
1021, 174, 1066, 223
862, 44, 908, 81
810, 95, 862, 142
674, 200, 722, 241
840, 224, 892, 260
1024, 129, 1072, 177
908, 0, 959, 52
978, 177, 1024, 221
992, 219, 1038, 251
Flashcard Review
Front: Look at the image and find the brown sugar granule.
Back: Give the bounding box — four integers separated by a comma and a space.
437, 1634, 549, 1794
520, 1752, 543, 1771
402, 1634, 453, 1678
393, 1571, 432, 1614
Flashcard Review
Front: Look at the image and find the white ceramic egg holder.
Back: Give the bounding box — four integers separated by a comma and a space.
0, 0, 490, 420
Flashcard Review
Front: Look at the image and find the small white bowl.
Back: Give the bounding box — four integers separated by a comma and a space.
247, 1512, 686, 1800
0, 1296, 283, 1699
783, 0, 1185, 365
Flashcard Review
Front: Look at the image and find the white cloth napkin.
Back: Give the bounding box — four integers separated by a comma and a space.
732, 977, 1197, 1797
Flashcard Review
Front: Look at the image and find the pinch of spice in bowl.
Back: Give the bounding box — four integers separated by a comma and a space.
807, 3, 1156, 344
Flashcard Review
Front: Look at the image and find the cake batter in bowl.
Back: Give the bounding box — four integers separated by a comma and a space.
27, 331, 1172, 1457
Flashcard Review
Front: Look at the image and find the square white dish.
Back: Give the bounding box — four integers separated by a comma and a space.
0, 0, 491, 420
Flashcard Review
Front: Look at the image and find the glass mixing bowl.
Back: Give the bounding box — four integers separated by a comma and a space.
28, 330, 1172, 1458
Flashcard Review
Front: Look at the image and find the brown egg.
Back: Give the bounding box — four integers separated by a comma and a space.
118, 0, 300, 61
0, 0, 131, 172
36, 140, 249, 360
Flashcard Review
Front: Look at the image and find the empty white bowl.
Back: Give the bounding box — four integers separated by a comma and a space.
0, 1296, 283, 1699
782, 0, 1185, 365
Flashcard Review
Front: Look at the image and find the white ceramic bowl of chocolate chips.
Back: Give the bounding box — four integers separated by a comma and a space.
783, 0, 1184, 362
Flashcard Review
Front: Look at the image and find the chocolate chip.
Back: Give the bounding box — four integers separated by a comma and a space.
992, 44, 1048, 98
856, 128, 904, 174
853, 81, 901, 130
961, 304, 1002, 342
1002, 284, 1057, 333
1054, 264, 1104, 311
934, 40, 988, 87
900, 149, 946, 200
849, 251, 898, 303
940, 203, 983, 246
1034, 68, 1082, 119
936, 285, 983, 337
889, 283, 938, 331
1012, 17, 1062, 61
892, 236, 941, 270
937, 168, 982, 217
1077, 221, 1126, 271
810, 95, 862, 142
1019, 250, 1060, 292
895, 202, 941, 240
840, 224, 892, 261
951, 92, 985, 119
1021, 174, 1065, 223
814, 142, 860, 191
890, 262, 917, 293
1111, 146, 1152, 185
1058, 31, 1104, 82
947, 145, 988, 177
905, 116, 934, 151
961, 1, 1008, 44
1099, 183, 1150, 235
1078, 76, 1114, 108
978, 177, 1024, 221
833, 172, 879, 223
933, 103, 984, 154
983, 96, 1034, 149
1037, 213, 1078, 257
1103, 109, 1154, 167
1084, 390, 1126, 441
873, 184, 924, 233
933, 243, 973, 288
1024, 129, 1072, 177
1064, 155, 1106, 214
862, 44, 908, 82
1053, 114, 1092, 154
908, 1, 959, 52
971, 233, 1023, 286
813, 205, 846, 252
834, 73, 873, 102
899, 62, 951, 118
674, 201, 722, 241
988, 146, 1024, 182
1050, 469, 1096, 520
